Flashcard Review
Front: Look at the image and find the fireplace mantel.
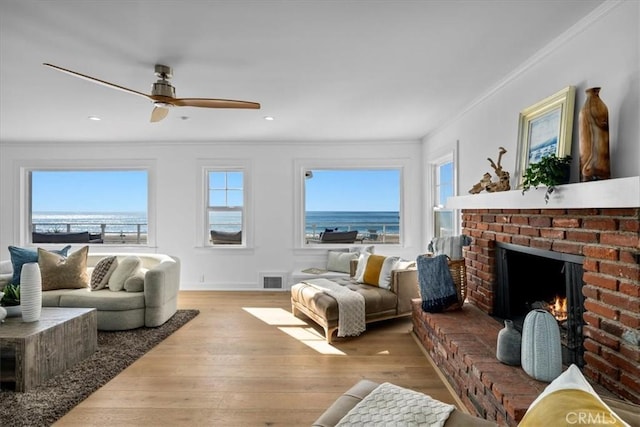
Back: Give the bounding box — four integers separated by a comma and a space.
447, 176, 639, 209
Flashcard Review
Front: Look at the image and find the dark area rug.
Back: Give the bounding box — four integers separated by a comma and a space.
0, 309, 199, 427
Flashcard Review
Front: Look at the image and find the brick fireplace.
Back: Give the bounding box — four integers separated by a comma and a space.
413, 180, 639, 425
463, 207, 639, 402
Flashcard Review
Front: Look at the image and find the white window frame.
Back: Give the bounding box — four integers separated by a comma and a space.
429, 150, 459, 241
16, 159, 156, 247
197, 159, 252, 249
294, 158, 405, 249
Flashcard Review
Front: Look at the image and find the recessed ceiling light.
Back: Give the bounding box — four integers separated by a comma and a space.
263, 116, 275, 121
87, 116, 101, 121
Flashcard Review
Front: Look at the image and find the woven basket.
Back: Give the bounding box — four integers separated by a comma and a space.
417, 255, 467, 311
448, 258, 467, 306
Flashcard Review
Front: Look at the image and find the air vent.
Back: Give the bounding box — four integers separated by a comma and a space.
259, 272, 286, 289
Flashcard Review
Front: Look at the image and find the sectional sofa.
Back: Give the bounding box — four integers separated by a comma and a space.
0, 251, 180, 330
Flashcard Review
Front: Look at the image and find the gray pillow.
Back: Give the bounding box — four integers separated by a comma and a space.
124, 269, 146, 292
326, 251, 358, 273
108, 256, 141, 291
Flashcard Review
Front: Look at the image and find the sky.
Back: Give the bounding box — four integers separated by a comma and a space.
31, 170, 148, 212
305, 169, 400, 211
31, 169, 400, 213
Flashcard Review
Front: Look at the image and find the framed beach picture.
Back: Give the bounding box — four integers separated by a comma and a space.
514, 86, 575, 187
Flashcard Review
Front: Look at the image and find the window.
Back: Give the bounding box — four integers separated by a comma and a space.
433, 157, 455, 238
207, 170, 244, 246
303, 169, 401, 245
29, 170, 149, 245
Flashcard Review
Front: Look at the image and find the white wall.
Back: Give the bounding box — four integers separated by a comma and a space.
0, 140, 424, 289
3, 2, 637, 289
423, 0, 640, 227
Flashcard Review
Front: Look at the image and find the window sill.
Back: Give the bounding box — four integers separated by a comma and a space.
195, 245, 255, 254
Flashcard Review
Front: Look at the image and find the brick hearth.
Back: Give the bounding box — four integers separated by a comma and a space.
413, 207, 639, 425
412, 300, 548, 425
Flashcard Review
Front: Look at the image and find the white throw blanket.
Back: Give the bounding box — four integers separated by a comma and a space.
336, 382, 455, 427
302, 278, 365, 337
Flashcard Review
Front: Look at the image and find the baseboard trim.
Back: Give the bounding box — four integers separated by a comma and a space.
410, 330, 469, 414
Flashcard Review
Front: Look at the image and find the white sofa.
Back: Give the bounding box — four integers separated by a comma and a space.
0, 253, 180, 330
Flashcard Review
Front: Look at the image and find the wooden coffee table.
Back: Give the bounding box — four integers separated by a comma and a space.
0, 307, 97, 392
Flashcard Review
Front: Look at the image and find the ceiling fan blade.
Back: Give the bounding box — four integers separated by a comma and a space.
43, 63, 151, 100
171, 98, 260, 109
44, 63, 261, 116
150, 106, 169, 123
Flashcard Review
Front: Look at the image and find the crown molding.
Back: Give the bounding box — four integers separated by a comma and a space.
423, 0, 624, 141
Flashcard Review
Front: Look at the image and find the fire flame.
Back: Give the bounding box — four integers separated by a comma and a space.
551, 296, 568, 321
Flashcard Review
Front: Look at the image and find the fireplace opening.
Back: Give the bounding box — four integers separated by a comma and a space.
494, 242, 585, 366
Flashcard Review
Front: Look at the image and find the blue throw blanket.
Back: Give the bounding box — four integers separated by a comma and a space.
417, 254, 459, 313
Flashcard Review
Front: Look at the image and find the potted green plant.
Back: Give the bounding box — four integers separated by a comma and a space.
521, 154, 572, 203
1, 284, 21, 316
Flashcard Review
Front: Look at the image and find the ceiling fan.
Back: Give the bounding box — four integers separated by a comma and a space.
43, 63, 260, 122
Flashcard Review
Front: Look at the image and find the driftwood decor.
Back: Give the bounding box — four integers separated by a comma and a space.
469, 147, 511, 194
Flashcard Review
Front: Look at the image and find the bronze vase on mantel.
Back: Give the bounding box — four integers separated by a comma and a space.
579, 87, 610, 181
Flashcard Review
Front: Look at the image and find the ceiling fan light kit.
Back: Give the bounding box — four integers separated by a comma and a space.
43, 63, 260, 123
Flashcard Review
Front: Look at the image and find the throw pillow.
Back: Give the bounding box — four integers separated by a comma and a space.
519, 364, 629, 427
90, 256, 118, 290
108, 256, 141, 291
349, 245, 375, 255
395, 259, 416, 270
326, 251, 359, 273
38, 246, 89, 291
354, 252, 371, 282
9, 245, 72, 285
356, 253, 401, 289
124, 268, 146, 292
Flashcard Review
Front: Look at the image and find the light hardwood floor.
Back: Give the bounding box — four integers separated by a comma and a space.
56, 291, 457, 426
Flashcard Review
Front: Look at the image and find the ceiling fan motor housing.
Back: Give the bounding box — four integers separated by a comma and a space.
152, 80, 176, 98
152, 64, 175, 98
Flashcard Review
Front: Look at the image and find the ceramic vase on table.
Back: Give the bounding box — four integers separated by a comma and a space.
496, 319, 521, 366
20, 262, 42, 322
579, 87, 610, 181
521, 309, 562, 382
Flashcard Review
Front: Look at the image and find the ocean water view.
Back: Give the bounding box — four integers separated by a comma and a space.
305, 211, 399, 236
31, 210, 399, 242
32, 211, 148, 234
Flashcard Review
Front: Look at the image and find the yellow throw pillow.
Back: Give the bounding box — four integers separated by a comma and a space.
363, 254, 386, 286
38, 246, 89, 291
519, 364, 629, 427
356, 254, 401, 289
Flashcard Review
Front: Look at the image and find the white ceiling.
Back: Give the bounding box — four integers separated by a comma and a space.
0, 0, 605, 143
